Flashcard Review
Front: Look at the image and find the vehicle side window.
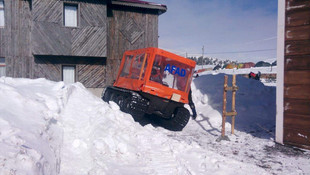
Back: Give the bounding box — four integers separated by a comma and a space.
120, 55, 133, 77
131, 54, 145, 79
150, 55, 164, 84
150, 55, 193, 92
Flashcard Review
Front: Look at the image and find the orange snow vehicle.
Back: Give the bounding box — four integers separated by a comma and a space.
102, 47, 196, 130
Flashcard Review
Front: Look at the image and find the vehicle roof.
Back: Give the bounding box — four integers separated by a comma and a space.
124, 47, 196, 68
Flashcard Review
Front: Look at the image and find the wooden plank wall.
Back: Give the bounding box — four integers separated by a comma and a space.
0, 0, 107, 88
106, 5, 159, 85
0, 29, 4, 57
2, 0, 33, 78
1, 0, 161, 88
34, 56, 106, 88
32, 0, 107, 57
283, 0, 310, 149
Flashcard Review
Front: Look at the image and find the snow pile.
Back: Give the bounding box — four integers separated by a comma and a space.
0, 78, 64, 174
192, 74, 276, 133
0, 74, 309, 175
56, 81, 269, 174
0, 77, 269, 174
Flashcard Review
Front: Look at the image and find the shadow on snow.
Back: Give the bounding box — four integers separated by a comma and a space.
192, 73, 276, 140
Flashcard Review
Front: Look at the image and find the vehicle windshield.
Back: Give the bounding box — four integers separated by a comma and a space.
149, 55, 193, 92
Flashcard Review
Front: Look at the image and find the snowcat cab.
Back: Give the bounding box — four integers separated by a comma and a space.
102, 47, 196, 130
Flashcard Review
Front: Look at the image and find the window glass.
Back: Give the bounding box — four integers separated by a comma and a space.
62, 66, 75, 84
120, 55, 133, 77
0, 0, 4, 27
150, 55, 164, 84
150, 55, 193, 92
130, 53, 146, 80
0, 57, 5, 77
64, 4, 77, 27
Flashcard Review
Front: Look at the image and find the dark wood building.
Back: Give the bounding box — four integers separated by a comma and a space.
0, 0, 166, 94
276, 0, 310, 150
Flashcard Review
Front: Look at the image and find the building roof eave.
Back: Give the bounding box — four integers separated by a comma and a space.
111, 0, 167, 15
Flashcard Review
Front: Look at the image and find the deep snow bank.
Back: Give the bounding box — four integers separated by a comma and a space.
173, 74, 308, 175
0, 77, 269, 175
59, 80, 268, 174
192, 74, 276, 137
0, 78, 65, 174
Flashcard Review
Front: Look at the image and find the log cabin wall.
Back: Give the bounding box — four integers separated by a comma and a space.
0, 0, 108, 88
34, 55, 106, 87
106, 4, 160, 85
283, 0, 310, 149
32, 0, 107, 88
32, 0, 107, 57
0, 0, 165, 89
1, 0, 33, 78
0, 29, 3, 57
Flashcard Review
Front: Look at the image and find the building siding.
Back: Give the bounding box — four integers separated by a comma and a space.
0, 0, 163, 89
106, 4, 159, 85
4, 0, 33, 78
34, 56, 106, 87
283, 0, 310, 149
32, 0, 107, 57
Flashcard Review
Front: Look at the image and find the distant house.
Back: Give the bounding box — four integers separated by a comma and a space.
276, 0, 310, 150
242, 62, 255, 68
237, 63, 244, 69
224, 63, 237, 69
0, 0, 166, 95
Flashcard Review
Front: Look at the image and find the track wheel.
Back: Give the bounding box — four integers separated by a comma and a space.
162, 107, 190, 131
102, 88, 112, 102
116, 95, 125, 110
110, 92, 118, 103
121, 97, 131, 113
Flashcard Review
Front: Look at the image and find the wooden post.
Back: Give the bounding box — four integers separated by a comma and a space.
231, 74, 236, 134
222, 75, 228, 137
219, 74, 238, 141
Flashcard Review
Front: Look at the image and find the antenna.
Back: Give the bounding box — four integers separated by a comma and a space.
202, 45, 204, 68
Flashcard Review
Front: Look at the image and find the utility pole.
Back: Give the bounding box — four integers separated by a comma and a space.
202, 45, 204, 69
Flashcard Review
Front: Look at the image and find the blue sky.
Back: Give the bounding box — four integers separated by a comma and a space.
152, 0, 278, 63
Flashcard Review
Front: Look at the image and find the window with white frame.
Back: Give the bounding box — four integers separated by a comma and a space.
64, 4, 78, 27
0, 58, 5, 77
62, 66, 75, 84
0, 0, 4, 27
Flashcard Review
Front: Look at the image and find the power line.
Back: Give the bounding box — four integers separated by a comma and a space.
235, 36, 277, 46
188, 48, 276, 55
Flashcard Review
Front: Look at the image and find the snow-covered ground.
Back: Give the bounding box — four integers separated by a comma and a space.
196, 65, 276, 75
0, 71, 309, 174
196, 66, 277, 86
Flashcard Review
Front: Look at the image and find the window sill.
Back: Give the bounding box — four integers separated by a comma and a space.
63, 25, 79, 29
